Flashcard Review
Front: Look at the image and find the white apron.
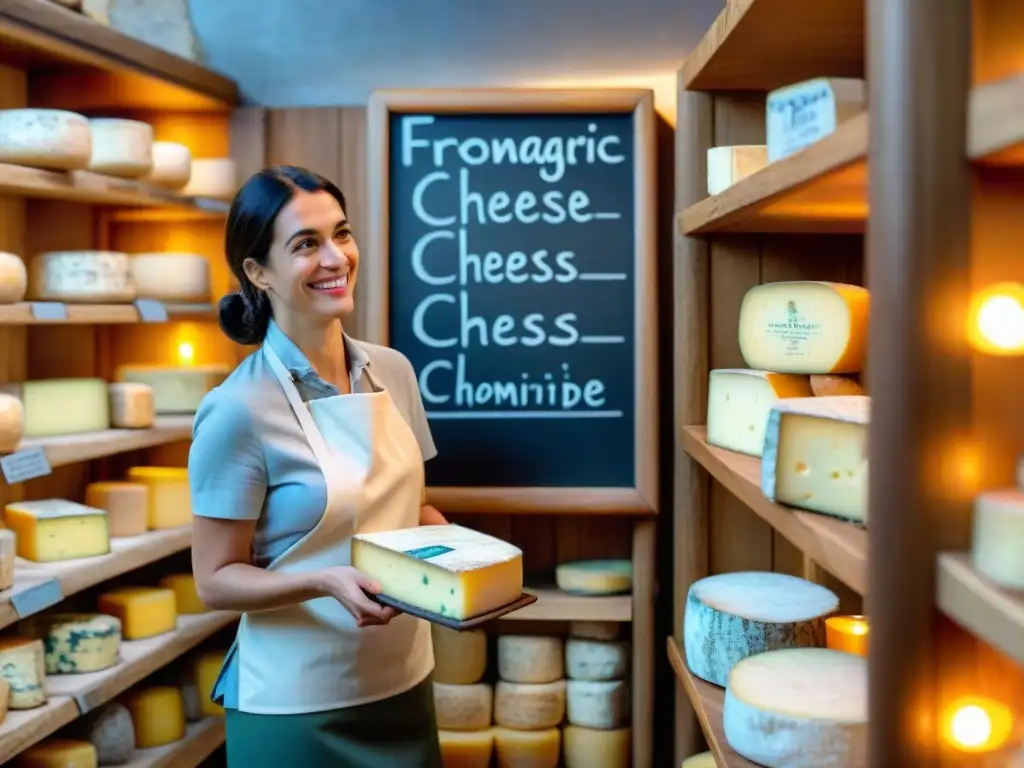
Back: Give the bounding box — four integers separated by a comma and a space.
234, 343, 433, 715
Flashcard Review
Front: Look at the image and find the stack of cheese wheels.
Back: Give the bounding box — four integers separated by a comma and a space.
563, 622, 631, 767
493, 634, 565, 768
432, 624, 495, 767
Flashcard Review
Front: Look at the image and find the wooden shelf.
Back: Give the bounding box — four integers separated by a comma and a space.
0, 612, 237, 763
680, 426, 867, 594
0, 302, 216, 325
679, 0, 865, 92
121, 717, 225, 768
510, 588, 632, 622
667, 637, 757, 768
7, 416, 194, 471
0, 527, 193, 631
970, 72, 1024, 165
936, 552, 1024, 667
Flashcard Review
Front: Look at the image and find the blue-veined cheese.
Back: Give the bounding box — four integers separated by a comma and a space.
28, 613, 122, 674
565, 637, 629, 681
3, 499, 110, 563
706, 369, 812, 456
0, 637, 47, 709
566, 679, 630, 729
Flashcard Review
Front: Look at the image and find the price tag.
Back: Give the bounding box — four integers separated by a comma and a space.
0, 447, 52, 484
29, 302, 67, 321
134, 298, 168, 323
9, 578, 63, 619
194, 197, 230, 213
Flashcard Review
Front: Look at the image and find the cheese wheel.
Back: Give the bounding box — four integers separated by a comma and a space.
0, 252, 27, 304
492, 727, 560, 768
433, 682, 493, 731
706, 369, 813, 456
27, 613, 122, 674
194, 650, 226, 716
565, 638, 629, 681
0, 393, 23, 452
29, 251, 135, 303
0, 677, 8, 725
0, 529, 14, 591
159, 573, 207, 614
123, 686, 186, 748
88, 118, 153, 178
809, 374, 865, 397
493, 680, 565, 730
109, 382, 155, 429
13, 738, 98, 767
555, 560, 632, 595
723, 648, 867, 767
180, 157, 237, 198
73, 702, 135, 765
497, 635, 563, 684
84, 482, 148, 537
438, 729, 494, 768
566, 679, 629, 729
682, 752, 716, 768
738, 281, 870, 374
130, 253, 210, 302
684, 571, 838, 687
147, 141, 192, 189
0, 109, 91, 171
568, 621, 619, 641
563, 725, 631, 768
0, 637, 47, 709
972, 489, 1024, 589
97, 587, 176, 640
432, 624, 487, 685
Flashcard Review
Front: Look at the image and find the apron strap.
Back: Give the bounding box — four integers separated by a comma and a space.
262, 343, 335, 469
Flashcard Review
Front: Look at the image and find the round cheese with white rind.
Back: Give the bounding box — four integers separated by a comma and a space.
566, 678, 630, 729
130, 252, 210, 303
88, 118, 153, 178
0, 109, 92, 171
683, 571, 838, 687
556, 559, 632, 595
0, 252, 27, 304
180, 157, 237, 198
493, 680, 565, 730
433, 682, 492, 731
497, 635, 563, 684
565, 638, 629, 681
147, 141, 192, 189
723, 647, 867, 768
29, 251, 135, 303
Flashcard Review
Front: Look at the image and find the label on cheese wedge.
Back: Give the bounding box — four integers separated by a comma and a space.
497, 635, 563, 684
565, 638, 629, 681
124, 686, 186, 748
493, 680, 566, 730
439, 729, 494, 767
84, 481, 149, 537
433, 682, 493, 731
707, 145, 768, 196
147, 141, 192, 189
73, 702, 135, 765
684, 571, 838, 687
809, 374, 865, 397
762, 395, 870, 523
738, 281, 870, 374
4, 499, 110, 562
126, 466, 191, 529
564, 725, 631, 768
972, 489, 1024, 590
555, 559, 632, 595
0, 109, 92, 171
0, 529, 14, 590
566, 678, 629, 729
0, 392, 24, 452
88, 118, 153, 178
109, 382, 154, 429
131, 253, 210, 303
352, 524, 523, 620
706, 369, 812, 456
195, 650, 227, 717
0, 637, 47, 709
723, 648, 867, 767
16, 738, 98, 767
29, 251, 136, 303
492, 727, 560, 767
159, 573, 207, 614
2, 378, 110, 438
682, 751, 717, 768
766, 77, 866, 162
432, 624, 487, 685
0, 251, 27, 304
28, 613, 122, 674
116, 365, 230, 415
97, 587, 176, 640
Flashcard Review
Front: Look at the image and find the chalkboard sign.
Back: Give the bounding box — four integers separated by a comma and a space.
366, 90, 657, 514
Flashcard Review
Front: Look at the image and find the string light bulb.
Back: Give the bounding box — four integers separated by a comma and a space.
967, 282, 1024, 355
941, 696, 1013, 753
177, 342, 195, 365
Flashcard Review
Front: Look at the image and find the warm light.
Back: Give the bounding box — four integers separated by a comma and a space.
942, 696, 1014, 753
825, 615, 869, 656
177, 342, 195, 365
967, 282, 1024, 355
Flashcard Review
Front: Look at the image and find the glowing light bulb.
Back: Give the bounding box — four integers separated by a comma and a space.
950, 705, 992, 749
942, 696, 1013, 753
177, 342, 194, 364
967, 282, 1024, 355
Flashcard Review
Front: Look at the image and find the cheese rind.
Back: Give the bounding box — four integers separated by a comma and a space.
433, 682, 493, 731
766, 77, 866, 162
762, 396, 870, 523
493, 680, 566, 730
723, 648, 867, 768
3, 499, 110, 562
180, 157, 237, 198
706, 369, 813, 456
72, 702, 135, 764
0, 529, 14, 590
13, 738, 98, 767
352, 525, 523, 620
116, 365, 230, 414
707, 145, 768, 195
432, 624, 487, 685
97, 587, 177, 640
3, 378, 110, 438
28, 613, 122, 674
126, 467, 191, 529
29, 251, 136, 304
683, 571, 838, 687
159, 573, 207, 614
565, 638, 629, 681
563, 725, 631, 768
0, 252, 27, 304
738, 281, 870, 374
130, 253, 210, 303
0, 109, 92, 171
438, 729, 494, 768
88, 118, 153, 178
492, 727, 560, 768
147, 141, 192, 189
497, 635, 564, 684
566, 679, 629, 729
972, 489, 1024, 589
555, 559, 632, 595
0, 392, 24, 452
83, 481, 149, 537
809, 374, 865, 397
109, 382, 155, 429
124, 686, 186, 748
0, 637, 47, 709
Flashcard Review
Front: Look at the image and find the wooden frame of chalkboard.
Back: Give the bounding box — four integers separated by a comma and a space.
364, 89, 657, 515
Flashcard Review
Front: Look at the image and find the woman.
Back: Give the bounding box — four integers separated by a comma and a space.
189, 165, 446, 767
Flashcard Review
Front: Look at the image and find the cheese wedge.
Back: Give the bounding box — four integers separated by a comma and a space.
706, 369, 812, 456
3, 499, 109, 562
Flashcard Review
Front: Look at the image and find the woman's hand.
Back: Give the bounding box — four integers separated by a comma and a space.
316, 566, 399, 628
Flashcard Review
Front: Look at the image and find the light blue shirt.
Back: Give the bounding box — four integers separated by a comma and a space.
188, 319, 437, 708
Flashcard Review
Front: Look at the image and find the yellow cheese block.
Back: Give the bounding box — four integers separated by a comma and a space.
159, 573, 207, 614
0, 677, 8, 725
563, 725, 631, 768
195, 650, 227, 716
738, 281, 870, 374
0, 528, 14, 590
493, 727, 560, 768
809, 374, 865, 397
97, 587, 176, 640
126, 467, 191, 529
438, 728, 494, 768
83, 481, 149, 537
351, 524, 523, 620
432, 624, 487, 685
1, 378, 109, 437
4, 499, 110, 562
706, 369, 813, 456
26, 613, 121, 674
0, 637, 47, 709
555, 560, 632, 595
682, 751, 717, 768
123, 686, 186, 748
12, 738, 98, 768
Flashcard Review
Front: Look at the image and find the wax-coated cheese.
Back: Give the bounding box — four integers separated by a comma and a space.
972, 489, 1024, 589
108, 382, 155, 429
0, 637, 47, 709
432, 624, 487, 685
684, 571, 837, 687
433, 682, 493, 731
88, 118, 153, 178
565, 638, 628, 681
116, 365, 230, 414
352, 524, 523, 620
0, 109, 92, 171
0, 392, 24, 452
131, 253, 210, 303
2, 378, 110, 438
723, 648, 867, 767
809, 374, 865, 397
72, 702, 135, 764
706, 369, 813, 456
493, 727, 560, 768
97, 586, 176, 640
566, 679, 629, 729
738, 281, 870, 374
493, 680, 565, 730
28, 613, 122, 674
555, 560, 632, 595
4, 499, 110, 562
180, 157, 237, 198
126, 467, 191, 529
762, 396, 870, 523
707, 145, 768, 195
194, 650, 226, 716
0, 529, 14, 590
159, 573, 207, 614
682, 752, 717, 768
83, 481, 149, 537
563, 725, 631, 768
438, 729, 494, 768
124, 686, 186, 748
497, 635, 563, 684
29, 251, 136, 304
12, 738, 98, 768
766, 78, 866, 162
147, 141, 192, 189
0, 252, 27, 304
569, 621, 619, 641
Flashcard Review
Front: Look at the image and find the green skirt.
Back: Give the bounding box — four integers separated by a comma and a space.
224, 676, 442, 767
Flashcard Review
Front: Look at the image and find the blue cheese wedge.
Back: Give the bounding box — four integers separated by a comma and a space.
0, 637, 47, 709
351, 524, 523, 620
26, 613, 122, 674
